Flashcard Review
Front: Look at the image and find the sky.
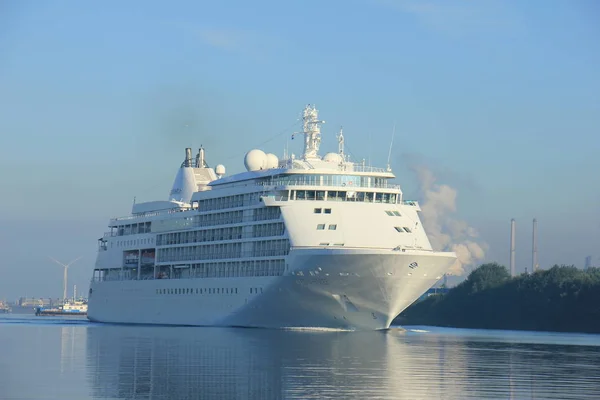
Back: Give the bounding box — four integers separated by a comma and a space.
0, 0, 598, 300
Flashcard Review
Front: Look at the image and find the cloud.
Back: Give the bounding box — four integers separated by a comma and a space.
372, 0, 517, 35
166, 21, 283, 60
412, 165, 488, 275
196, 29, 241, 51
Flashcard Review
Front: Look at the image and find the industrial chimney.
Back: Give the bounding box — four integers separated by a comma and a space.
532, 218, 539, 272
510, 219, 516, 277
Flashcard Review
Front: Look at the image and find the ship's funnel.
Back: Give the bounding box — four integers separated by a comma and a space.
195, 147, 206, 168
185, 148, 193, 167
169, 148, 197, 203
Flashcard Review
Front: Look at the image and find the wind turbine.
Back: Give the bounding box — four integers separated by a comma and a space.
48, 256, 82, 301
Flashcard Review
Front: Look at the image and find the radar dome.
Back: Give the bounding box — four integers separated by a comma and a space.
323, 152, 342, 163
215, 164, 226, 177
265, 153, 279, 169
244, 149, 267, 171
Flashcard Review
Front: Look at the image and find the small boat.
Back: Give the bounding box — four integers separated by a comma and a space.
35, 300, 87, 316
0, 301, 11, 314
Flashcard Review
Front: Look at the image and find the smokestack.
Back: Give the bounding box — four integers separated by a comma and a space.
195, 146, 206, 168
510, 219, 516, 277
185, 148, 192, 167
532, 218, 538, 272
585, 256, 592, 270
199, 146, 205, 168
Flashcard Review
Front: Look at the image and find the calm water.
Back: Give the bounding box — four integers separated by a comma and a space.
1, 315, 599, 400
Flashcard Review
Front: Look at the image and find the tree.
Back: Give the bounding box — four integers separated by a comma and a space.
460, 262, 510, 294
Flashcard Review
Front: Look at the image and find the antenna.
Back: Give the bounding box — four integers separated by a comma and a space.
336, 126, 345, 159
386, 121, 396, 172
48, 256, 82, 301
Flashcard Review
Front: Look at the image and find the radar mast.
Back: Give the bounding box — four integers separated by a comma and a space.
301, 104, 325, 159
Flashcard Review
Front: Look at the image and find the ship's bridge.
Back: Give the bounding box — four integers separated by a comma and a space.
209, 168, 399, 191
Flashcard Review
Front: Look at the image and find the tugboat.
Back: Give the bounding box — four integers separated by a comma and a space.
35, 299, 87, 316
35, 284, 87, 316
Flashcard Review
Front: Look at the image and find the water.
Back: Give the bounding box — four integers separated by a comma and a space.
1, 315, 599, 400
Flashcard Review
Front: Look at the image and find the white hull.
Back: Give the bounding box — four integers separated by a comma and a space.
88, 249, 454, 330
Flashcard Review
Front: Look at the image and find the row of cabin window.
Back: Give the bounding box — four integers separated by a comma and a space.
193, 210, 244, 227
98, 259, 286, 281
395, 227, 412, 233
268, 174, 390, 189
252, 222, 285, 238
157, 226, 243, 246
314, 208, 332, 214
157, 242, 242, 262
153, 206, 281, 236
254, 207, 282, 221
115, 222, 152, 236
151, 217, 194, 234
156, 239, 291, 262
195, 192, 263, 212
385, 210, 402, 216
156, 287, 239, 295
317, 224, 337, 230
113, 238, 155, 248
156, 259, 286, 279
188, 207, 281, 230
156, 222, 285, 246
292, 190, 398, 204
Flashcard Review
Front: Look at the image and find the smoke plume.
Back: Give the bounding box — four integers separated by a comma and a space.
413, 166, 487, 275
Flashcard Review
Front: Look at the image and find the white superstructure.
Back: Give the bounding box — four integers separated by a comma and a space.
88, 105, 456, 330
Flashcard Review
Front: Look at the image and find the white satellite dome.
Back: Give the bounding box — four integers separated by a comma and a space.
265, 153, 279, 169
323, 152, 342, 163
244, 149, 267, 171
215, 164, 226, 177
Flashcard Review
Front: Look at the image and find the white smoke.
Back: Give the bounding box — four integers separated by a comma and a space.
413, 166, 487, 275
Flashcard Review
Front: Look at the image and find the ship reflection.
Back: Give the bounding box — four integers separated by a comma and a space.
86, 327, 418, 400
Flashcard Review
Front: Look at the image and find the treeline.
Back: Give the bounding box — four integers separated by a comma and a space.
396, 263, 600, 333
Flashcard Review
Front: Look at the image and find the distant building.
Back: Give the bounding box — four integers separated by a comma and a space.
584, 256, 592, 270
18, 297, 52, 307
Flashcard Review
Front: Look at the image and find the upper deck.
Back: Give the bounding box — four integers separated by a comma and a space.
108, 104, 412, 226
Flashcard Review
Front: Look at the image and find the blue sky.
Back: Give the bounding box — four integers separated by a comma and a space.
0, 0, 598, 300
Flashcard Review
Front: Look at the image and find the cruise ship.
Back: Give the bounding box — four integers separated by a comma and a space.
88, 105, 456, 330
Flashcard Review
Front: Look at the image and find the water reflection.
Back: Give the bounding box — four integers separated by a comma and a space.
85, 326, 600, 400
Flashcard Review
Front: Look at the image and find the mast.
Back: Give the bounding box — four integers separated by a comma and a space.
337, 126, 345, 160
301, 104, 325, 159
